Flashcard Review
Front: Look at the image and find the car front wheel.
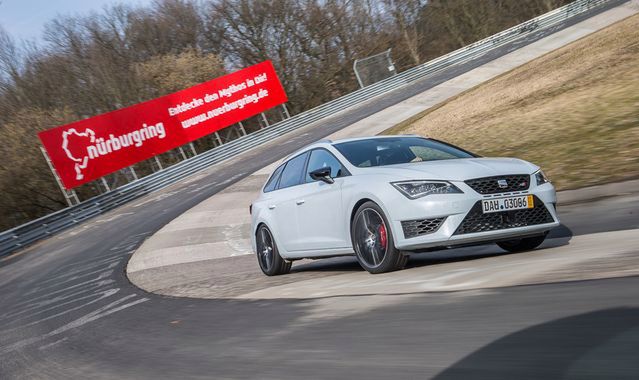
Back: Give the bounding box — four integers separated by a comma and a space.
256, 225, 291, 276
351, 201, 408, 274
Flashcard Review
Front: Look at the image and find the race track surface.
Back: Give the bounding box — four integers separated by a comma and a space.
1, 4, 637, 378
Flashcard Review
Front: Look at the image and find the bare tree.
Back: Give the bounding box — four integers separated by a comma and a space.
383, 0, 424, 65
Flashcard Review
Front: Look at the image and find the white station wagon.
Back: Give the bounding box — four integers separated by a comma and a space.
250, 135, 559, 275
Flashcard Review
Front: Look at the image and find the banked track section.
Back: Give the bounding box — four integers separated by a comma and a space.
1, 2, 639, 378
0, 0, 626, 257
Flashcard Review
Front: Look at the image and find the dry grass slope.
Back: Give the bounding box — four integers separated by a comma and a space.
388, 14, 639, 190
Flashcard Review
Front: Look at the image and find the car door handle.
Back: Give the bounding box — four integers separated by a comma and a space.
296, 200, 305, 205
268, 205, 276, 210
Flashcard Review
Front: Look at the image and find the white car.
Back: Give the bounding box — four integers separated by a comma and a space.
250, 135, 560, 275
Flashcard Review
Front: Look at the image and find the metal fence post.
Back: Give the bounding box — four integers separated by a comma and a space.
353, 59, 365, 88
40, 147, 79, 207
282, 104, 291, 119
178, 147, 188, 160
260, 113, 270, 128
237, 121, 247, 136
100, 177, 110, 192
154, 156, 163, 171
214, 132, 223, 146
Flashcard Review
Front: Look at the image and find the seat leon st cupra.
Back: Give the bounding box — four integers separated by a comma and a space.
250, 135, 560, 275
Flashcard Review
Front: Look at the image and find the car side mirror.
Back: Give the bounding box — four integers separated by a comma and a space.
309, 167, 334, 184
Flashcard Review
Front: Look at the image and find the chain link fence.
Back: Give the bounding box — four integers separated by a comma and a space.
353, 49, 397, 88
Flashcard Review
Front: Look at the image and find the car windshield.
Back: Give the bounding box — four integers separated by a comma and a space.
333, 137, 475, 168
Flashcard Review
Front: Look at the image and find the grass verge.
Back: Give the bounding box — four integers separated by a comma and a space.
386, 14, 639, 190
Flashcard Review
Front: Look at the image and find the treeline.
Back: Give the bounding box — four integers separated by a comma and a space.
0, 0, 570, 230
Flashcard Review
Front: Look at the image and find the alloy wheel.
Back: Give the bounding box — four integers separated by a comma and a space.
257, 226, 274, 271
353, 208, 388, 268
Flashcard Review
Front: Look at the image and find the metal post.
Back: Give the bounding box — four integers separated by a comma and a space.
189, 143, 197, 156
71, 189, 80, 204
214, 132, 223, 146
101, 177, 110, 192
353, 58, 365, 88
40, 147, 78, 207
178, 147, 188, 160
385, 48, 397, 76
237, 121, 247, 136
234, 125, 243, 138
129, 166, 138, 181
281, 104, 291, 119
154, 156, 163, 171
260, 113, 270, 129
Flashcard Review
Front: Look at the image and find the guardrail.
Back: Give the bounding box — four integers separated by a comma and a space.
0, 0, 619, 257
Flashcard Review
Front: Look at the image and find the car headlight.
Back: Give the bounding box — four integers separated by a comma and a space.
391, 180, 462, 199
534, 170, 550, 186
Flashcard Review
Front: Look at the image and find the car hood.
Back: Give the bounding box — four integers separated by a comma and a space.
354, 157, 539, 181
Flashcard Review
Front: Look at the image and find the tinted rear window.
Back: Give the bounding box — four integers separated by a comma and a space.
263, 164, 285, 192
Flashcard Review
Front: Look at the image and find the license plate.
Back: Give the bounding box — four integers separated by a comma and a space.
482, 195, 534, 214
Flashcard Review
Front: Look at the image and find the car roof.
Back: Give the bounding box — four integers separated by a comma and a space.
330, 134, 422, 145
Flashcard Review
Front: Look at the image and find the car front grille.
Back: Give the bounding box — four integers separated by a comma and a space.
453, 196, 554, 235
465, 174, 530, 194
401, 217, 446, 239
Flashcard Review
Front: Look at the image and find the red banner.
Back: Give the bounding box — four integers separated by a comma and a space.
38, 61, 287, 189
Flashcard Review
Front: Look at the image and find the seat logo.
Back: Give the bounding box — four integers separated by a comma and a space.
497, 179, 508, 188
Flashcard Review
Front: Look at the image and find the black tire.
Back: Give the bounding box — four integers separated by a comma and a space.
497, 233, 548, 253
351, 201, 407, 274
255, 225, 291, 276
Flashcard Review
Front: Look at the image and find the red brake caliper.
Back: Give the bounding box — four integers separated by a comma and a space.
378, 223, 387, 250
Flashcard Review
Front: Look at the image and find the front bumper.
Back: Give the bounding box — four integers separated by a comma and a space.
387, 181, 560, 251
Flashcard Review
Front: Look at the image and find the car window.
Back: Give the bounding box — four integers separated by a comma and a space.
305, 149, 347, 183
333, 137, 475, 168
409, 145, 461, 161
263, 164, 285, 193
277, 152, 309, 189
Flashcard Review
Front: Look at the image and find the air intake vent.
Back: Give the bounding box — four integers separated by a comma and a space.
401, 217, 446, 239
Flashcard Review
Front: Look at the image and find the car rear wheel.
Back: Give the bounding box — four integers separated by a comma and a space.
497, 233, 548, 253
351, 201, 408, 274
256, 225, 291, 276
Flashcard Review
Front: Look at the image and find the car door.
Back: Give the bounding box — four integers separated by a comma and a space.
292, 148, 350, 252
270, 152, 309, 253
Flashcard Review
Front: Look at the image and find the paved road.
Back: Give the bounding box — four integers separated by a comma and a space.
0, 193, 637, 378
1, 3, 637, 378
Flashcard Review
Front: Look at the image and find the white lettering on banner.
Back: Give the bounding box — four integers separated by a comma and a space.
168, 98, 205, 116
181, 89, 269, 130
62, 122, 167, 181
218, 82, 248, 98
165, 72, 268, 117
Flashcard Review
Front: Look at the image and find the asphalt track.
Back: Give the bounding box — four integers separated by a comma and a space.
1, 3, 637, 378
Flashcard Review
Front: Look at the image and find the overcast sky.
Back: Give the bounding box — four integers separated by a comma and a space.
0, 0, 152, 42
